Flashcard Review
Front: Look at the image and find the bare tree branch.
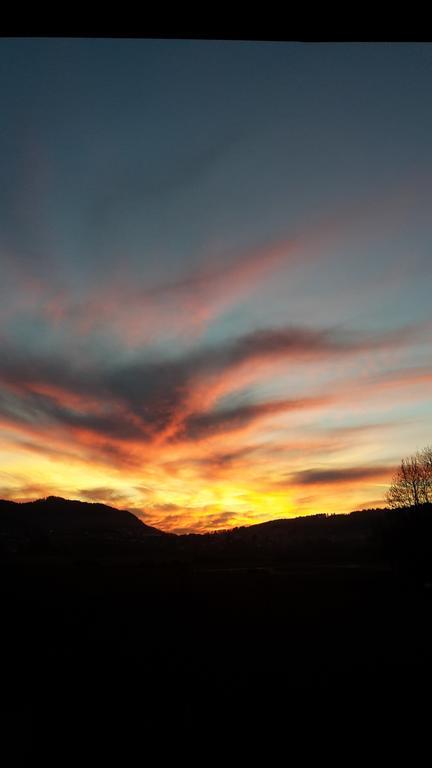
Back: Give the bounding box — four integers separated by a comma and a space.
386, 446, 432, 508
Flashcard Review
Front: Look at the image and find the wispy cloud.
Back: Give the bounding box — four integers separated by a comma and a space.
0, 320, 423, 459
289, 464, 393, 487
62, 238, 300, 342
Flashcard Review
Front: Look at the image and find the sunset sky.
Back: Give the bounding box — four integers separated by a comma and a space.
0, 39, 431, 532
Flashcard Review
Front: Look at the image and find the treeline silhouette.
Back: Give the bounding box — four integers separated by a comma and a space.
2, 496, 431, 582
1, 495, 431, 747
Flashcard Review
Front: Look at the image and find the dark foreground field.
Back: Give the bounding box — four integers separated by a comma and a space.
1, 499, 432, 750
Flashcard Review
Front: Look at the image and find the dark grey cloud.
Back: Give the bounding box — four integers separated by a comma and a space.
0, 321, 423, 453
101, 323, 419, 436
0, 386, 142, 441
290, 465, 392, 486
192, 446, 260, 468
181, 396, 327, 441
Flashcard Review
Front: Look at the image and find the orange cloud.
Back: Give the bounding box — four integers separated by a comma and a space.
0, 315, 429, 531
33, 237, 299, 344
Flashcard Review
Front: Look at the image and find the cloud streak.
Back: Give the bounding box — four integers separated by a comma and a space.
0, 314, 428, 531
289, 464, 393, 487
0, 320, 423, 457
32, 237, 300, 343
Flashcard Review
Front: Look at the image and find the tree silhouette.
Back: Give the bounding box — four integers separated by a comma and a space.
386, 446, 432, 508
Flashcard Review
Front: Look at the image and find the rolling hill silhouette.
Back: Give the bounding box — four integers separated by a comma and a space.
0, 495, 164, 538
0, 494, 391, 565
1, 494, 432, 744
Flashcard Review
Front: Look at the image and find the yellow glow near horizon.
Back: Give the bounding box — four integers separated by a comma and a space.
0, 435, 393, 533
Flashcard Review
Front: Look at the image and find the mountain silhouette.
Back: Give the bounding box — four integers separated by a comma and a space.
1, 495, 431, 581
0, 495, 165, 539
